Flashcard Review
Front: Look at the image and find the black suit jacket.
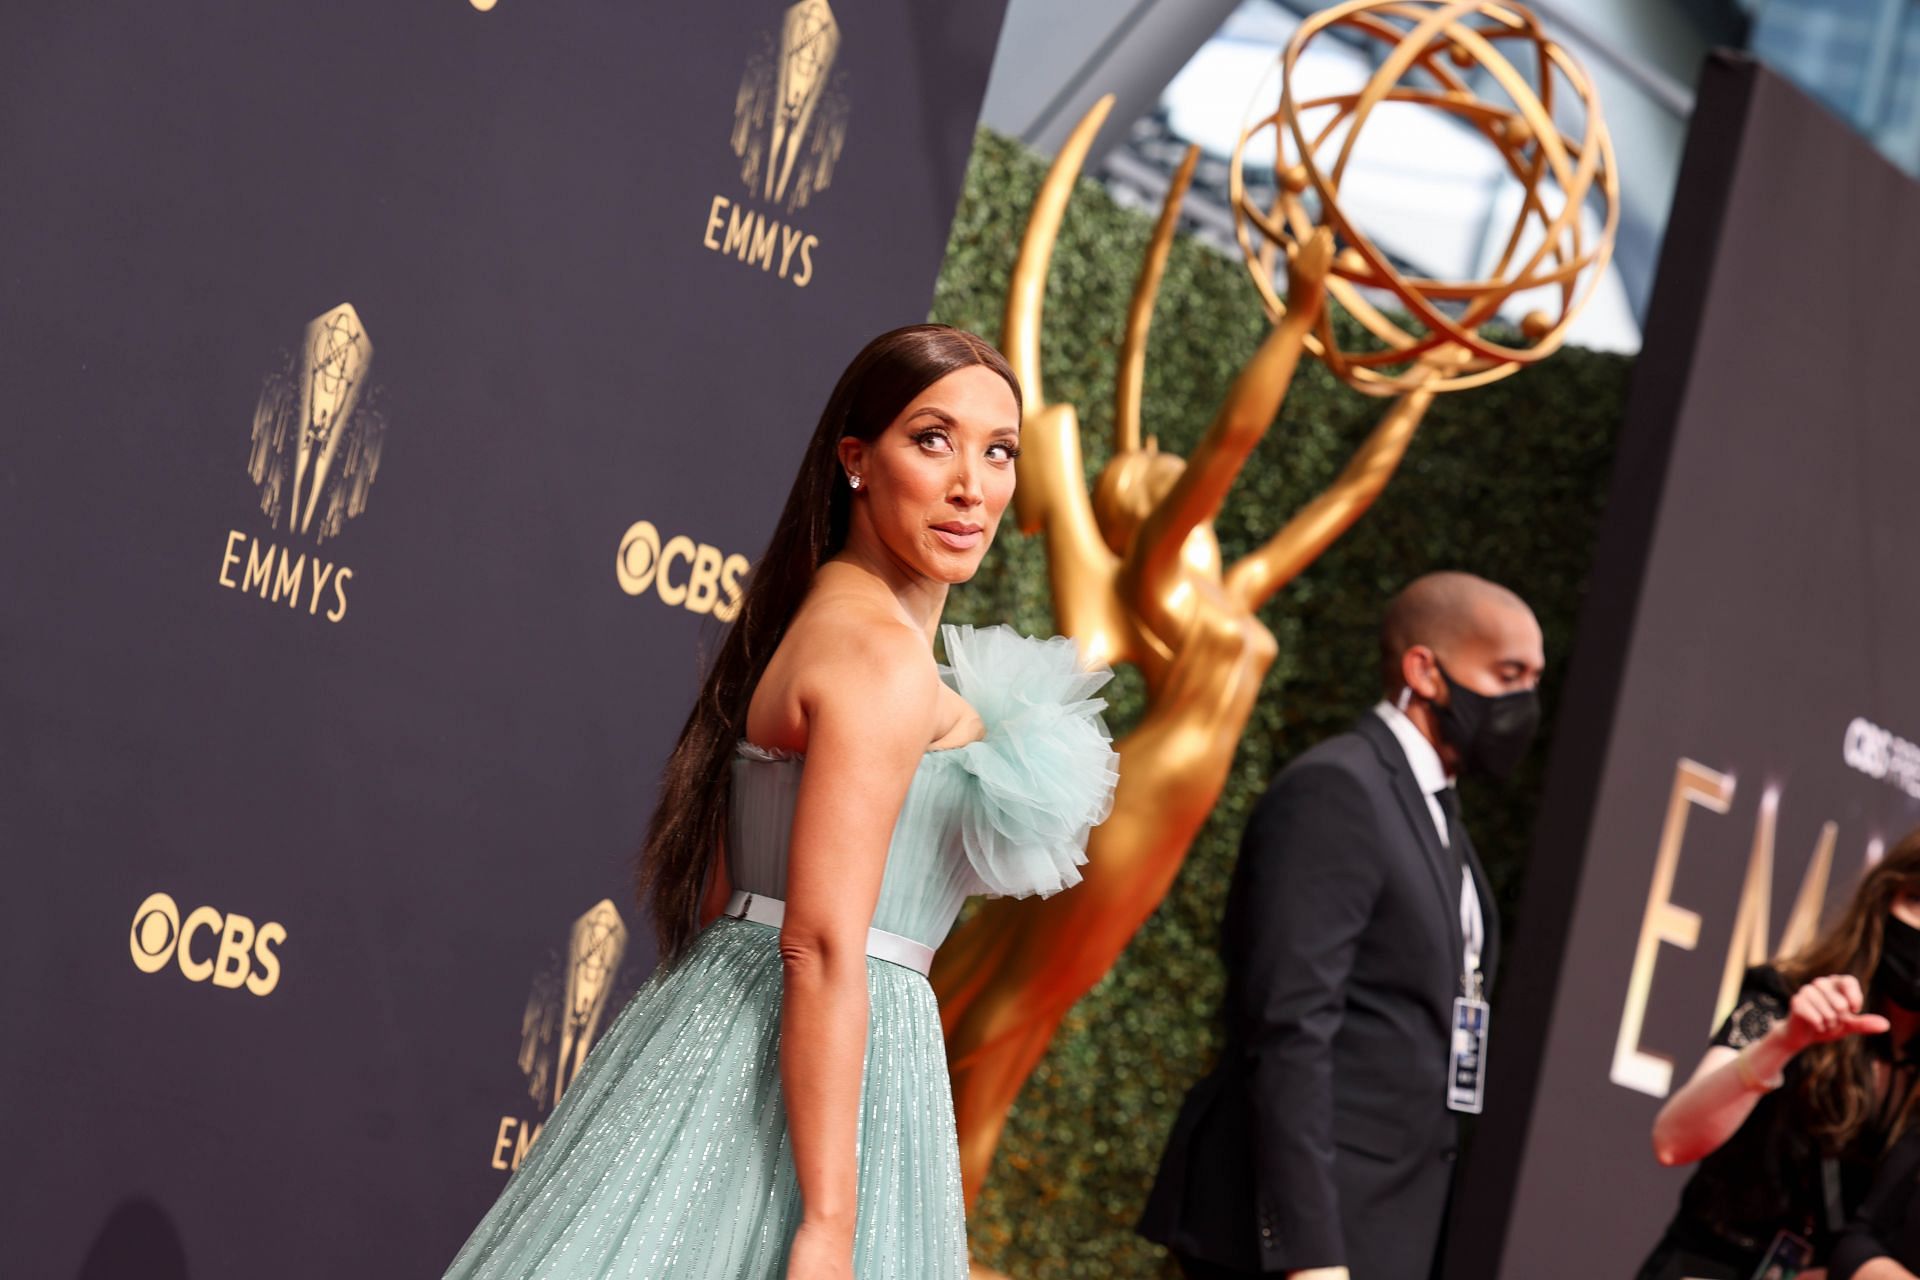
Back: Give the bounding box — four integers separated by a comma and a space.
1139, 714, 1501, 1278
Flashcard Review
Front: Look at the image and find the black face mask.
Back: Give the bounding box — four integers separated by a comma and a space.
1878, 916, 1920, 1011
1431, 662, 1541, 780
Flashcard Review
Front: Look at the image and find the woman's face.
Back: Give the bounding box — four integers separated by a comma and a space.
839, 365, 1021, 584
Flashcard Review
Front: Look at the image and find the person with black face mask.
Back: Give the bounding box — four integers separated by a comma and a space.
1636, 831, 1920, 1280
1139, 572, 1545, 1280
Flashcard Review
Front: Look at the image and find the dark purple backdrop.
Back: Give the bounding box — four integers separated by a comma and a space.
0, 2, 1008, 1275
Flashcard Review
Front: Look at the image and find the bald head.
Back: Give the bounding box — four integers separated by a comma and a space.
1381, 572, 1538, 697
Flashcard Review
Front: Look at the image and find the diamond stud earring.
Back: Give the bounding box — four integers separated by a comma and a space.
848, 474, 862, 490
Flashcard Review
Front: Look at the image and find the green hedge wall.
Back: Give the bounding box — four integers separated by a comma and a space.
926, 128, 1633, 1277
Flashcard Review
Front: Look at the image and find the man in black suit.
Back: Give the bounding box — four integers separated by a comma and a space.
1139, 572, 1545, 1280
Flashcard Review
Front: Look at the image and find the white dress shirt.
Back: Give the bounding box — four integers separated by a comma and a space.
1373, 701, 1485, 981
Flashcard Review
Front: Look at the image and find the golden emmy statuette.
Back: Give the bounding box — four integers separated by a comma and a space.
934, 0, 1617, 1221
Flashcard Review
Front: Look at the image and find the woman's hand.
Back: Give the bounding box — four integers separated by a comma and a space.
786, 1219, 855, 1279
1779, 974, 1889, 1053
1653, 972, 1888, 1167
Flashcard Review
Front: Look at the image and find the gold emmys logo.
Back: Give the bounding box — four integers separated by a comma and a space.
129, 891, 286, 997
1608, 759, 1881, 1099
616, 519, 750, 622
215, 302, 387, 623
700, 0, 845, 288
490, 899, 630, 1172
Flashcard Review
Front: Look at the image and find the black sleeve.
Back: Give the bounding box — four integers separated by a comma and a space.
1229, 761, 1384, 1272
1710, 965, 1791, 1049
1830, 1128, 1920, 1280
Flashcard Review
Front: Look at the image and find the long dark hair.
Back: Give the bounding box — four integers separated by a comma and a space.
636, 323, 1021, 964
1776, 829, 1920, 1152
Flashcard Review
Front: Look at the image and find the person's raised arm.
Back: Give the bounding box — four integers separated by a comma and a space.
1651, 973, 1886, 1167
778, 625, 938, 1280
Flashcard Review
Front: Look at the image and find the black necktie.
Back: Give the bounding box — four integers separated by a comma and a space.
1436, 786, 1476, 985
1435, 786, 1470, 896
1435, 786, 1463, 854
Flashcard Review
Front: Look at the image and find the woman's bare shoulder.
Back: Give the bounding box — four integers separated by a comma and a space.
748, 597, 941, 753
787, 601, 937, 699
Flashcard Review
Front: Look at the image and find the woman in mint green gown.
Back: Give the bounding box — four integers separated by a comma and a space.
443, 325, 1118, 1279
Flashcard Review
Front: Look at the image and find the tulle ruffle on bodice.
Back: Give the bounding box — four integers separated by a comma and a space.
727, 623, 1118, 949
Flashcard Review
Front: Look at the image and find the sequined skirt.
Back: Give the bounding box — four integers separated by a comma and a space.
442, 916, 968, 1279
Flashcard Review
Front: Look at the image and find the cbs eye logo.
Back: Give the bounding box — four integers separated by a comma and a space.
616, 520, 749, 622
129, 892, 286, 997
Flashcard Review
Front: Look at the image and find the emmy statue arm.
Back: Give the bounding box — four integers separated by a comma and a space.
776, 626, 938, 1250
1224, 378, 1435, 611
1230, 760, 1382, 1270
1129, 231, 1332, 640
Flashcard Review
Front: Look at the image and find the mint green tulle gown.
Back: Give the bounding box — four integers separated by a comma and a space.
444, 625, 1118, 1279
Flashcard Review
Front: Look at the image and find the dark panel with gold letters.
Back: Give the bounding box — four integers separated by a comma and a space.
1445, 55, 1920, 1279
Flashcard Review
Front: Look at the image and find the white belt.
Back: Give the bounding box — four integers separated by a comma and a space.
721, 890, 935, 977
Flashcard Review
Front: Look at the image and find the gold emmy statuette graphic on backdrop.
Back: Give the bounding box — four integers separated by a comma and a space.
495, 900, 630, 1172
732, 0, 847, 213
932, 0, 1617, 1220
517, 900, 629, 1111
704, 0, 841, 285
246, 303, 386, 545
555, 900, 628, 1108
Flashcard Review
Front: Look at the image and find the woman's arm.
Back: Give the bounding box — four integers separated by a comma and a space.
778, 625, 937, 1277
1650, 1036, 1794, 1167
1846, 1262, 1919, 1280
1651, 974, 1886, 1167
